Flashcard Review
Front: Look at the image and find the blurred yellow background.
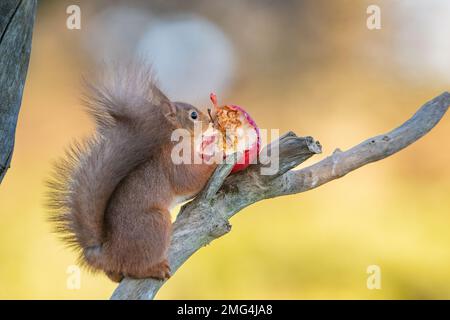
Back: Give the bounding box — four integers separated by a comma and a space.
0, 0, 449, 299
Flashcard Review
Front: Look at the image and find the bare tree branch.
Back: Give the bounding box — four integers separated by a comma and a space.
0, 0, 36, 184
111, 92, 450, 300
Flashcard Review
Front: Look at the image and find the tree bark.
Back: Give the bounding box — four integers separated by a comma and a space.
111, 92, 450, 300
0, 0, 37, 184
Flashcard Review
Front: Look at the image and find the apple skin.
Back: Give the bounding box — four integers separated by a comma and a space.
227, 105, 260, 174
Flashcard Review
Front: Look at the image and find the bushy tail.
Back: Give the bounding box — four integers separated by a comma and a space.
47, 61, 175, 268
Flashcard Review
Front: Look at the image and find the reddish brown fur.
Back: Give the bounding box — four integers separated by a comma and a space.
47, 62, 216, 282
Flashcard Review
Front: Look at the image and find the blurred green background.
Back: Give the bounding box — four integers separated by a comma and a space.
0, 0, 450, 299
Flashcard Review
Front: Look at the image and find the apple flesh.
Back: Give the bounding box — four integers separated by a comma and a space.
225, 105, 260, 173
201, 94, 260, 174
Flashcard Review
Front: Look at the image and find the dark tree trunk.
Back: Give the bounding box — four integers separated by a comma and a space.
0, 0, 37, 184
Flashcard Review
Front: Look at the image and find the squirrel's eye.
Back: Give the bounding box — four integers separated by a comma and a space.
190, 111, 198, 120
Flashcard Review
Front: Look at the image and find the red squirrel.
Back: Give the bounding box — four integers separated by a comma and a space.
47, 62, 216, 282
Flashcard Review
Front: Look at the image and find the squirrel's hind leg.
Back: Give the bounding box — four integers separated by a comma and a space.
104, 207, 172, 281
126, 259, 171, 280
105, 260, 171, 282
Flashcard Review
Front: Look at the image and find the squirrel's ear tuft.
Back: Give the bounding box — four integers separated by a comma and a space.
162, 101, 179, 128
150, 85, 177, 126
